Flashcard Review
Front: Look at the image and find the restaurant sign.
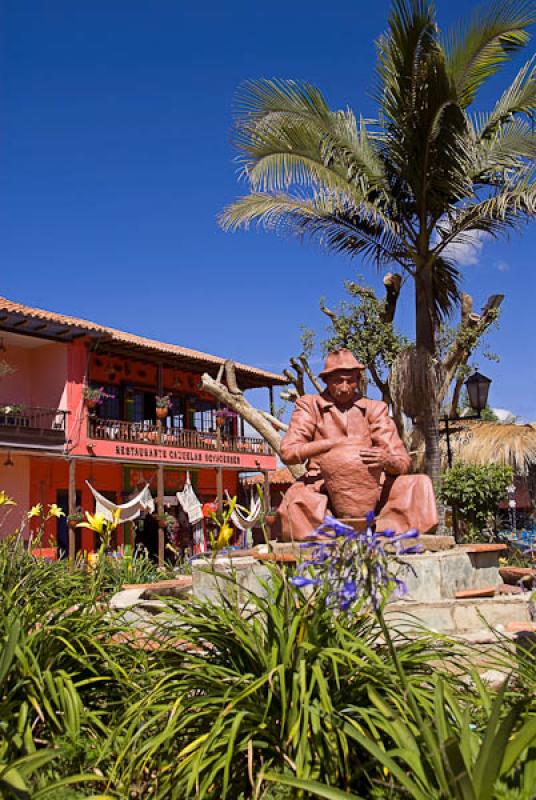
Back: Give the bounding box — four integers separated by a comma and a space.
87, 439, 276, 471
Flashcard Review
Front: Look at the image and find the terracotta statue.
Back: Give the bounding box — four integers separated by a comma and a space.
279, 349, 438, 540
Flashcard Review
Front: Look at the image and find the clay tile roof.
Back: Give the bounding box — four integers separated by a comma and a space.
241, 467, 295, 487
0, 296, 287, 389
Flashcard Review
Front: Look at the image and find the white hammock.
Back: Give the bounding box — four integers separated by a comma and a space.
225, 490, 263, 531
86, 481, 154, 523
176, 472, 205, 552
176, 472, 203, 525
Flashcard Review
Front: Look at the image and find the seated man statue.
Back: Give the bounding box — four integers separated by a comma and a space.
279, 349, 438, 540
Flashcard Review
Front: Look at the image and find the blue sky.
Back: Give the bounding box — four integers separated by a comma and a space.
1, 0, 535, 418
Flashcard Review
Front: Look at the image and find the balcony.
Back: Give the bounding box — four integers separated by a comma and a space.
0, 405, 67, 448
87, 417, 272, 456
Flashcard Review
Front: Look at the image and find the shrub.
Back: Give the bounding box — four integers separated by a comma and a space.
438, 462, 513, 537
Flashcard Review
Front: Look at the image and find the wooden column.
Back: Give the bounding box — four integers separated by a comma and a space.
216, 426, 223, 514
68, 458, 76, 566
263, 470, 271, 514
269, 386, 275, 417
157, 463, 165, 566
216, 468, 224, 515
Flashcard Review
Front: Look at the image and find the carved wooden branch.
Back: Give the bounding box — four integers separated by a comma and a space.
260, 410, 289, 432
382, 273, 402, 325
224, 359, 242, 395
298, 354, 323, 393
200, 369, 305, 479
440, 293, 504, 408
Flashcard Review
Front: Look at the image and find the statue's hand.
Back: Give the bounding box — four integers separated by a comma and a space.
359, 447, 387, 468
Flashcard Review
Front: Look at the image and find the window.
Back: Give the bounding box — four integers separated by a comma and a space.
95, 384, 121, 420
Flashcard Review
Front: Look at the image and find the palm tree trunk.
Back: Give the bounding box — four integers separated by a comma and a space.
414, 268, 441, 485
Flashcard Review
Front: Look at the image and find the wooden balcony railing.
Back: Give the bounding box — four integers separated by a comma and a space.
88, 417, 272, 455
0, 405, 67, 446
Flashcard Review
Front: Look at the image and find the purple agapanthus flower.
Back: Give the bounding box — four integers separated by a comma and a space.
291, 512, 423, 614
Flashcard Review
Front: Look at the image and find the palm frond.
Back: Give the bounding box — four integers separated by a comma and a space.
375, 1, 476, 214
476, 55, 536, 139
474, 119, 536, 180
233, 80, 387, 193
218, 191, 408, 268
445, 0, 536, 107
431, 256, 462, 321
435, 176, 536, 248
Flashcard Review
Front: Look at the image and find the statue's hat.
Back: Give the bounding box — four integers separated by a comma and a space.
319, 349, 365, 380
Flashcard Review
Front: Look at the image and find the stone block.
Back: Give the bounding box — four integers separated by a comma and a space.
387, 595, 531, 634
191, 556, 272, 605
394, 548, 501, 602
452, 596, 531, 632
385, 601, 455, 632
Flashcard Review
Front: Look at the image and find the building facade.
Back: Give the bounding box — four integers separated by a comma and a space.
0, 297, 282, 555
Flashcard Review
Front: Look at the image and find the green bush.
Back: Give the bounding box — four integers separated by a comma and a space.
438, 462, 513, 537
0, 534, 534, 798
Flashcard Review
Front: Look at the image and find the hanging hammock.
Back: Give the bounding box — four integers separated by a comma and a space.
176, 472, 203, 525
86, 481, 154, 523
225, 490, 263, 531
176, 472, 205, 553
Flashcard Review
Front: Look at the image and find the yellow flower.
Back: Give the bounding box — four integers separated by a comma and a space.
0, 491, 16, 506
27, 503, 43, 519
216, 523, 234, 550
77, 511, 108, 534
47, 503, 65, 519
111, 507, 122, 530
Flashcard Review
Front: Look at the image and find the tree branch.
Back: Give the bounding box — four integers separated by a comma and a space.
381, 272, 402, 324
298, 354, 323, 392
200, 366, 305, 479
224, 359, 242, 395
439, 292, 504, 408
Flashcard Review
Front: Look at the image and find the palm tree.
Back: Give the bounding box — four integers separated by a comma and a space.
219, 0, 536, 482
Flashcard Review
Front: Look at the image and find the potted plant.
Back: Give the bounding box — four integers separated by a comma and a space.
83, 386, 114, 411
0, 403, 24, 416
67, 511, 85, 529
264, 508, 279, 527
215, 407, 237, 427
155, 394, 172, 419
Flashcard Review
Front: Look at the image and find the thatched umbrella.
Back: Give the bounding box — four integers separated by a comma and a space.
445, 421, 536, 477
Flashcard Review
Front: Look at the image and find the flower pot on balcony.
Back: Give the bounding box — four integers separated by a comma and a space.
85, 398, 98, 410
265, 511, 279, 527
156, 407, 168, 419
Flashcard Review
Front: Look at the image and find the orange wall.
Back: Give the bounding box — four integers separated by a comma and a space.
30, 458, 123, 549
28, 456, 239, 550
0, 455, 30, 538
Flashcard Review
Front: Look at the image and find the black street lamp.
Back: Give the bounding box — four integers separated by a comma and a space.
465, 371, 492, 416
441, 371, 492, 541
443, 371, 493, 468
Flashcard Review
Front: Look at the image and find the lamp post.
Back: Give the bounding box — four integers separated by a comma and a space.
443, 371, 492, 468
442, 371, 492, 541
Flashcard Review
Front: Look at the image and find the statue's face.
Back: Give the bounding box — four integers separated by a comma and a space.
325, 370, 360, 404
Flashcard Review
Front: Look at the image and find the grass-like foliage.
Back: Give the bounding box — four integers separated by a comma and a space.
0, 533, 534, 798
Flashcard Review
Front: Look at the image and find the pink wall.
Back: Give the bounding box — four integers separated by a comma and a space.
29, 343, 68, 409
0, 341, 68, 410
0, 347, 31, 403
0, 456, 30, 538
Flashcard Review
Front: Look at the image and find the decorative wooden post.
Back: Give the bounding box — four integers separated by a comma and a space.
157, 463, 165, 566
216, 426, 224, 514
263, 470, 271, 515
68, 458, 76, 567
